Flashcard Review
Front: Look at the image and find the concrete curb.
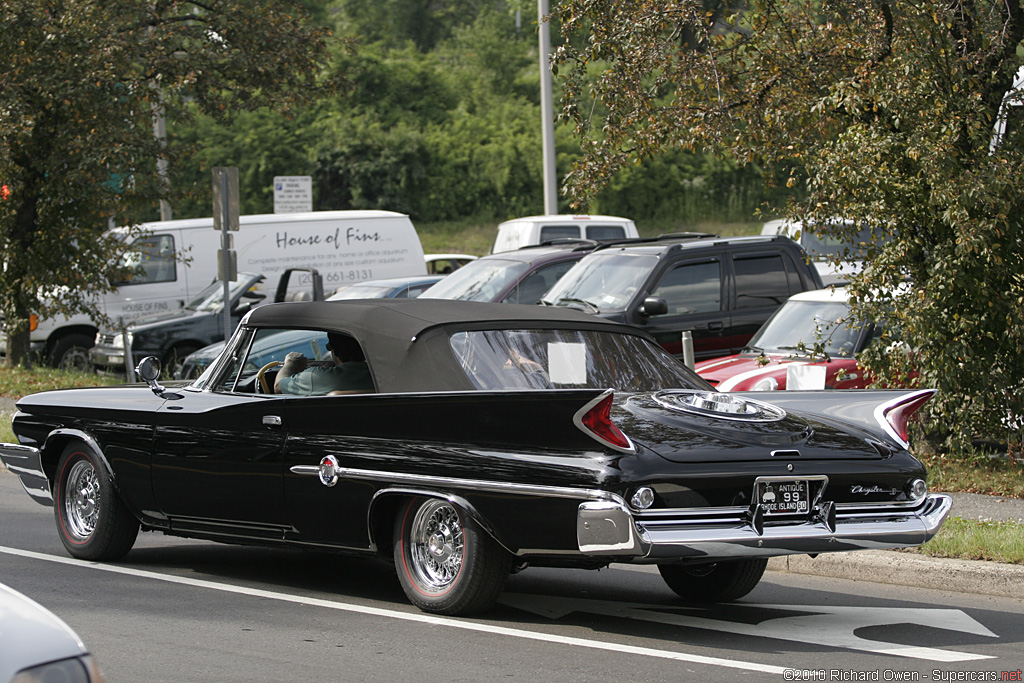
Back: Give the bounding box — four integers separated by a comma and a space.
767, 550, 1024, 598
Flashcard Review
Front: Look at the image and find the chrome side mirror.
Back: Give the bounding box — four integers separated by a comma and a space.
136, 356, 166, 395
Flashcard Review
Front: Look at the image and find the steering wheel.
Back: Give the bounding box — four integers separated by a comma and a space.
257, 361, 281, 394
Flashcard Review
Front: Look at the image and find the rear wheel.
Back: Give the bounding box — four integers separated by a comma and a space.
658, 559, 768, 602
53, 443, 139, 561
393, 497, 510, 615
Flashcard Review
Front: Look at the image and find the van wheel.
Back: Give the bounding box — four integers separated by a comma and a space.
162, 344, 198, 379
49, 334, 94, 372
54, 443, 139, 560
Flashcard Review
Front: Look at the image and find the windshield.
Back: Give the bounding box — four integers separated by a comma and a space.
450, 328, 707, 392
186, 278, 257, 312
748, 300, 864, 357
420, 258, 528, 302
540, 252, 657, 312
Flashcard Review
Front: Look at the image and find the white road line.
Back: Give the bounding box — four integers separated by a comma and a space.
0, 545, 786, 675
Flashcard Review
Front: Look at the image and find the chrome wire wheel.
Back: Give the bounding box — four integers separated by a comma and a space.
64, 459, 100, 541
408, 499, 464, 592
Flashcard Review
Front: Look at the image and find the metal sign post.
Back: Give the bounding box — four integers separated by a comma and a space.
212, 167, 240, 341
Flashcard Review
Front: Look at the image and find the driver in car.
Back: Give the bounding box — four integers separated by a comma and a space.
274, 333, 374, 395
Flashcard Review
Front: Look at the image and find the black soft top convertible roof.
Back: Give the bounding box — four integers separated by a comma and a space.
241, 299, 653, 392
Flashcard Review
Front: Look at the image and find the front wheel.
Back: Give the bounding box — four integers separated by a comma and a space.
53, 443, 139, 561
393, 497, 510, 615
659, 559, 768, 602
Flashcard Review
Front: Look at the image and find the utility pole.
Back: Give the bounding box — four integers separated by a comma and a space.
538, 0, 558, 215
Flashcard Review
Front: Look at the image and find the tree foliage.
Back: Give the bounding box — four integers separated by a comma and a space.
554, 0, 1024, 449
0, 0, 334, 366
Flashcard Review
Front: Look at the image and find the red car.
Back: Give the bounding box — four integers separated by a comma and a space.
696, 288, 883, 391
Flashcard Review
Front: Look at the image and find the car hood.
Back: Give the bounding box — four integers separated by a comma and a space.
616, 389, 894, 463
128, 307, 209, 329
695, 354, 803, 388
0, 583, 87, 681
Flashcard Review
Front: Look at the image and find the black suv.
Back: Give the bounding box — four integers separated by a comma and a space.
540, 234, 824, 361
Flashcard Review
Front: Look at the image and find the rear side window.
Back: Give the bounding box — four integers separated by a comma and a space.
539, 225, 582, 241
733, 253, 795, 309
649, 260, 722, 315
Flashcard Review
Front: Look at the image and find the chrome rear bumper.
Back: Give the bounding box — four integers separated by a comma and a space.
0, 443, 52, 506
578, 494, 952, 560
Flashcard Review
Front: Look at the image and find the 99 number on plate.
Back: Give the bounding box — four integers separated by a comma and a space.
757, 480, 809, 515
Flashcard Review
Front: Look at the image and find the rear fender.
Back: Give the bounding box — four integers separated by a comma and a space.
735, 389, 935, 450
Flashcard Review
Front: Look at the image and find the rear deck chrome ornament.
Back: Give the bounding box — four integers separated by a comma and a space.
654, 390, 786, 422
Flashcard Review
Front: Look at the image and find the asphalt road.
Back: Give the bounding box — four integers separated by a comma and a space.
2, 469, 1022, 683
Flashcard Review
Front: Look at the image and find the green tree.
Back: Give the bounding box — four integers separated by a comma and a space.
554, 0, 1024, 449
0, 0, 334, 367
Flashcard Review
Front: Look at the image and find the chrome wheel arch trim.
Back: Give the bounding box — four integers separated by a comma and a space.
367, 487, 512, 556
43, 428, 117, 487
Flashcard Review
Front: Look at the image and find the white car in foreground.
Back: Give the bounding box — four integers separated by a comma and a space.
0, 582, 104, 682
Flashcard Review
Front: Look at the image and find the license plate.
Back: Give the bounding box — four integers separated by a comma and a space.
756, 480, 810, 515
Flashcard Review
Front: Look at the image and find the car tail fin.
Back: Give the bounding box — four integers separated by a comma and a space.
876, 389, 936, 449
573, 390, 635, 453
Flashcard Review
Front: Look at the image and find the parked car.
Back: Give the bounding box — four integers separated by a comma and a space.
425, 253, 477, 275
760, 219, 891, 285
540, 234, 824, 361
176, 275, 442, 379
328, 275, 444, 300
90, 268, 323, 378
2, 298, 949, 616
695, 287, 891, 391
0, 582, 104, 682
490, 214, 638, 253
420, 241, 602, 305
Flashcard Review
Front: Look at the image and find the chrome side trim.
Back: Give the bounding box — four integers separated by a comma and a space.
289, 463, 621, 504
0, 442, 52, 506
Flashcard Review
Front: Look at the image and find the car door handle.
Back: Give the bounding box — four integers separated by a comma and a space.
707, 321, 724, 331
262, 415, 282, 427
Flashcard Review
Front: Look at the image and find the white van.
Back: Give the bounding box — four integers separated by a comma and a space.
4, 210, 425, 369
490, 214, 639, 253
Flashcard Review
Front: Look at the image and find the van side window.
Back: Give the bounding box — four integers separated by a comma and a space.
121, 235, 176, 285
585, 225, 627, 240
539, 225, 581, 242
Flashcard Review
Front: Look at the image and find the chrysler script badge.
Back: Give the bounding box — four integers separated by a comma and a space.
318, 455, 340, 487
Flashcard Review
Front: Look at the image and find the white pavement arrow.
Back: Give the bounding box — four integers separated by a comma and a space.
501, 594, 998, 662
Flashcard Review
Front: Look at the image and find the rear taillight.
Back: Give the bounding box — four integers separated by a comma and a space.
876, 389, 936, 449
574, 390, 634, 453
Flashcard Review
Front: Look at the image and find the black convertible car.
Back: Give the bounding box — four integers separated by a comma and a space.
1, 299, 950, 615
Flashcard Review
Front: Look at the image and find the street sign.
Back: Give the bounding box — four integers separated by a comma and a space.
212, 167, 240, 231
273, 175, 312, 213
